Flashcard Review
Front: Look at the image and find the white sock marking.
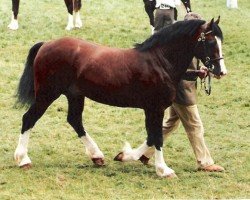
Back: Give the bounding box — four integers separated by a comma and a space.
121, 141, 150, 161
155, 148, 175, 177
66, 14, 74, 30
75, 11, 82, 28
81, 133, 104, 159
8, 13, 19, 30
14, 131, 31, 166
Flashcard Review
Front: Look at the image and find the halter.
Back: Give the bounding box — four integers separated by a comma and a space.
196, 30, 224, 95
197, 30, 224, 71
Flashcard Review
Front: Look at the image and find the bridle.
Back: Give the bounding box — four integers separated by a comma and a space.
195, 30, 224, 95
197, 30, 224, 71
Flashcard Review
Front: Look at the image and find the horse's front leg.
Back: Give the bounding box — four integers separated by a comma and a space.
8, 0, 20, 30
144, 108, 176, 178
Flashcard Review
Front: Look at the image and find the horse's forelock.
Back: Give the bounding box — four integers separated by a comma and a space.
135, 20, 206, 52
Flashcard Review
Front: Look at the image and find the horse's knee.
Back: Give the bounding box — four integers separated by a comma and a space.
147, 134, 163, 151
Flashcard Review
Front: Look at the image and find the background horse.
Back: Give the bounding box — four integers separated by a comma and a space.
144, 0, 192, 31
8, 0, 82, 30
15, 18, 226, 178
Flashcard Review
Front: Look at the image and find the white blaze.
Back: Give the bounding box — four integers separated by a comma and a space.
215, 36, 227, 75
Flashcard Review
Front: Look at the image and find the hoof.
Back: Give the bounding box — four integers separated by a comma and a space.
92, 158, 105, 166
139, 155, 150, 165
114, 152, 124, 162
20, 163, 32, 170
65, 25, 74, 31
8, 21, 19, 30
166, 173, 178, 179
75, 23, 82, 29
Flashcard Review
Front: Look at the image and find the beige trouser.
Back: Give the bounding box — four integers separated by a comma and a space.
144, 102, 214, 168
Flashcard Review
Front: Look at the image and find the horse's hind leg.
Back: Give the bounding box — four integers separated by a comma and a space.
66, 94, 104, 166
15, 94, 58, 168
8, 0, 20, 30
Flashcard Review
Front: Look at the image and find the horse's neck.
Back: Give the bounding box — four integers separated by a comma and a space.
158, 39, 195, 83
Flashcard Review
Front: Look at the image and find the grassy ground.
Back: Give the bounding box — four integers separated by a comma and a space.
0, 0, 249, 199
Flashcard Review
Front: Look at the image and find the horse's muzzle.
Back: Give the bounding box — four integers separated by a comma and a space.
212, 71, 227, 79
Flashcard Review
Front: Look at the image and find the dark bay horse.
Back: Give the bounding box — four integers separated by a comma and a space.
8, 0, 82, 30
15, 19, 227, 177
144, 0, 191, 33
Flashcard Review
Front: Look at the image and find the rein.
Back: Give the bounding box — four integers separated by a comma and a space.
201, 72, 212, 95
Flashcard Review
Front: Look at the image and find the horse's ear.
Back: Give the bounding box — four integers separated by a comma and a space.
215, 16, 220, 24
208, 18, 214, 29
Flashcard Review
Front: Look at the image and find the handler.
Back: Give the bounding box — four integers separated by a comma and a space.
154, 0, 176, 33
140, 12, 225, 172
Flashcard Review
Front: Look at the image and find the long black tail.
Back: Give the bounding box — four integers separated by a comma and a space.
16, 42, 44, 107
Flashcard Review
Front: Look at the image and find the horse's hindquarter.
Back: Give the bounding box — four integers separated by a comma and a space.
34, 38, 98, 95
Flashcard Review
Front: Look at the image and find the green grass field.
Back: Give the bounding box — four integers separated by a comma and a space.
0, 0, 249, 199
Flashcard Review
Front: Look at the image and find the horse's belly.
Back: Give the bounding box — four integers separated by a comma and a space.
84, 89, 145, 108
79, 83, 173, 109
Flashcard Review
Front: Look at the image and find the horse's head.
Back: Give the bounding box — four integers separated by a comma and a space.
194, 17, 227, 78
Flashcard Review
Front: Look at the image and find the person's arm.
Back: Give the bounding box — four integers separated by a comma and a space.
182, 67, 208, 81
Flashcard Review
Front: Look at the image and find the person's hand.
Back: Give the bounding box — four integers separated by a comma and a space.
198, 66, 208, 79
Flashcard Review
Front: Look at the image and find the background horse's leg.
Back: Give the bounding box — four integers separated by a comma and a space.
8, 0, 20, 30
64, 0, 82, 30
66, 94, 104, 166
64, 0, 74, 30
15, 95, 57, 168
181, 0, 192, 12
74, 0, 82, 28
144, 0, 156, 34
144, 109, 176, 178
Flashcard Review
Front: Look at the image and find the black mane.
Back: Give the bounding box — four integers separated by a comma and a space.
135, 20, 206, 52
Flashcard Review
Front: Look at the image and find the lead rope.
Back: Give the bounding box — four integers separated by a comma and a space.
198, 59, 212, 96
204, 74, 211, 95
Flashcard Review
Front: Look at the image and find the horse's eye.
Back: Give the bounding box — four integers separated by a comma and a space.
208, 40, 217, 47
